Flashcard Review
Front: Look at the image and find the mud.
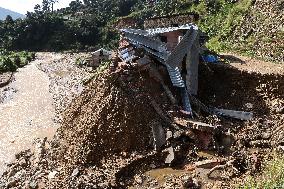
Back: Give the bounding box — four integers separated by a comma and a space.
0, 62, 58, 175
0, 54, 283, 189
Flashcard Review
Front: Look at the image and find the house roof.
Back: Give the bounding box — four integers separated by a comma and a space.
144, 12, 199, 29
121, 24, 197, 37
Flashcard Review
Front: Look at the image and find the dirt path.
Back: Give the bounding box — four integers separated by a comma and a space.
0, 60, 58, 174
221, 53, 284, 75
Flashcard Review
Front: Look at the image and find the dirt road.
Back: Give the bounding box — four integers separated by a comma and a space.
0, 60, 58, 174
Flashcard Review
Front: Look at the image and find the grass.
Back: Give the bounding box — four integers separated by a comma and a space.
240, 155, 284, 189
181, 0, 253, 53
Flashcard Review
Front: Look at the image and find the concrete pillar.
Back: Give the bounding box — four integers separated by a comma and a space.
186, 33, 199, 95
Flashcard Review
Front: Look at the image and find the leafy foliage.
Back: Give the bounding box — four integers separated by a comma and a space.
0, 49, 35, 72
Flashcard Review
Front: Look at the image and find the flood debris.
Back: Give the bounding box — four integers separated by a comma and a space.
213, 108, 253, 121
1, 14, 284, 189
195, 158, 225, 169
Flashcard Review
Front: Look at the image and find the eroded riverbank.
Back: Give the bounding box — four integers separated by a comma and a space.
0, 60, 58, 174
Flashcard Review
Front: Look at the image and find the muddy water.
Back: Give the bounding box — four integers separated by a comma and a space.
0, 61, 58, 174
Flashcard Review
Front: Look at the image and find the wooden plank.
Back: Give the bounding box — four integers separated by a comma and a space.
214, 108, 253, 121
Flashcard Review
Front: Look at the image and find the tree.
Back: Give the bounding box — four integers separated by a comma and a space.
50, 0, 59, 12
41, 0, 58, 12
69, 0, 83, 12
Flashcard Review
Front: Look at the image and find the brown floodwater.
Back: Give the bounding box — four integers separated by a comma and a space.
0, 61, 58, 175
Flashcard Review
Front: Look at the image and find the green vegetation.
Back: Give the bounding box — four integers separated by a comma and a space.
0, 0, 282, 62
0, 49, 35, 72
182, 0, 253, 52
240, 155, 284, 189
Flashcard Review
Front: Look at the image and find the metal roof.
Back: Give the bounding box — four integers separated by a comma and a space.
121, 24, 198, 37
146, 24, 197, 36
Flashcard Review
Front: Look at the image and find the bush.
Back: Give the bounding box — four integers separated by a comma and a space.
0, 50, 36, 72
12, 54, 21, 67
0, 56, 17, 72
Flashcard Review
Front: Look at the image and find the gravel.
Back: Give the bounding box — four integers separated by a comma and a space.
36, 52, 93, 123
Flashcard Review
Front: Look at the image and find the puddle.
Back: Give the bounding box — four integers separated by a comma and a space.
144, 168, 191, 185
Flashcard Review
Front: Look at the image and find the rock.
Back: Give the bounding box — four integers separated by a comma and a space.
277, 146, 284, 153
164, 147, 175, 164
245, 103, 253, 109
275, 106, 284, 113
19, 158, 27, 167
261, 132, 271, 140
71, 168, 80, 177
6, 179, 17, 188
134, 175, 143, 184
14, 170, 26, 180
48, 171, 58, 180
166, 130, 173, 140
29, 180, 38, 189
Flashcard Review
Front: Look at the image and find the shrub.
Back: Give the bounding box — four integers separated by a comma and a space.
0, 56, 17, 72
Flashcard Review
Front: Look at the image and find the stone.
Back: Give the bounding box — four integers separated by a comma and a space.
249, 140, 271, 148
134, 175, 143, 184
245, 103, 253, 109
19, 158, 27, 167
14, 170, 26, 180
71, 168, 80, 177
48, 171, 58, 180
29, 180, 38, 189
277, 146, 284, 153
166, 130, 173, 140
6, 179, 17, 188
164, 147, 175, 164
261, 132, 271, 140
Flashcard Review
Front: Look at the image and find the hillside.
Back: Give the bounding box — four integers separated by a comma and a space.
179, 0, 284, 63
0, 7, 24, 20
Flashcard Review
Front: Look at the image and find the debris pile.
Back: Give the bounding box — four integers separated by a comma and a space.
37, 53, 93, 123
1, 15, 284, 188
